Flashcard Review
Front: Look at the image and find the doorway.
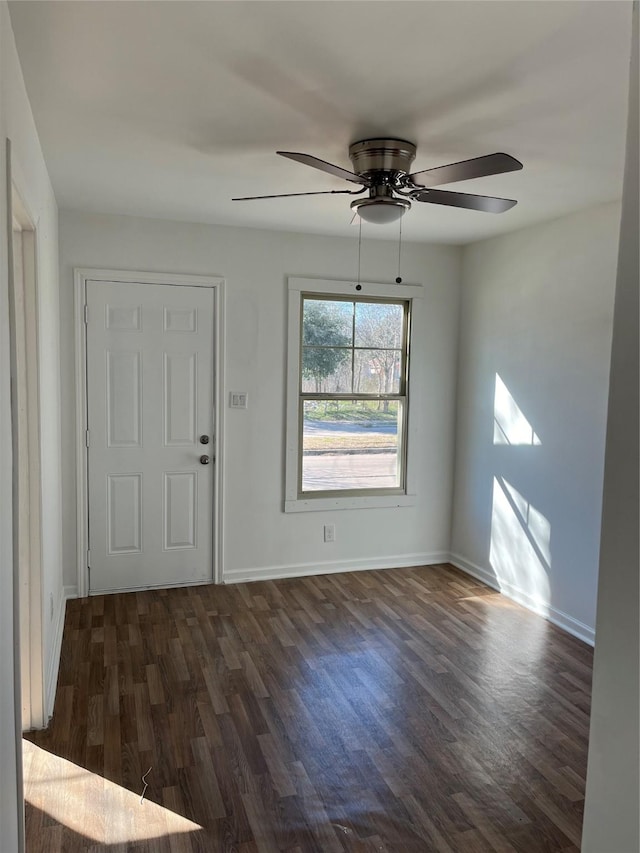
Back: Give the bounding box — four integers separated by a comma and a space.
75, 270, 225, 595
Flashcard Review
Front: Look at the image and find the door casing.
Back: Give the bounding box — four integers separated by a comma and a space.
74, 268, 225, 597
8, 160, 46, 734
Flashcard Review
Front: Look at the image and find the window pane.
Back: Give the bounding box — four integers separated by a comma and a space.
301, 399, 402, 492
302, 347, 352, 392
354, 302, 404, 348
354, 349, 402, 394
303, 299, 353, 346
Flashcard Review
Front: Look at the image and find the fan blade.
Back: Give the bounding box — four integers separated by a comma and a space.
412, 188, 517, 213
233, 189, 358, 201
407, 152, 522, 188
277, 151, 369, 185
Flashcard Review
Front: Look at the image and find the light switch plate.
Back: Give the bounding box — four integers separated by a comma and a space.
229, 391, 248, 409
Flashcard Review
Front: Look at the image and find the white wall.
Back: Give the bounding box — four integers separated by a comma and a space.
0, 0, 61, 846
59, 211, 461, 589
450, 201, 621, 642
582, 8, 638, 849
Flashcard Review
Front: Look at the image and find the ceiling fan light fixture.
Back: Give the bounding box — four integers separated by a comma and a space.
350, 196, 411, 225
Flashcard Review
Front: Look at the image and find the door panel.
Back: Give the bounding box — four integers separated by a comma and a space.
106, 350, 142, 446
87, 280, 215, 593
107, 473, 142, 554
163, 472, 197, 549
164, 351, 197, 445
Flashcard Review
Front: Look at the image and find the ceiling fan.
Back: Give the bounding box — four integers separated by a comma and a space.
233, 138, 523, 224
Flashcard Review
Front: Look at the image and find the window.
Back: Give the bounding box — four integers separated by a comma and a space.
285, 278, 422, 512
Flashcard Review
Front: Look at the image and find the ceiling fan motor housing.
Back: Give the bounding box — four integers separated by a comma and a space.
348, 138, 417, 182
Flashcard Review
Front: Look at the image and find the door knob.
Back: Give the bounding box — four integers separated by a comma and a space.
200, 455, 210, 465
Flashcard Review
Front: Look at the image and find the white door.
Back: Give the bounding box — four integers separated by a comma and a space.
86, 280, 215, 593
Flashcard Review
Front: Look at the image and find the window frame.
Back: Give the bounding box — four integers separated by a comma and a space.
285, 277, 423, 513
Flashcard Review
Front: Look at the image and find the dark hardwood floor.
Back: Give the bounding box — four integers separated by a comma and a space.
24, 564, 593, 852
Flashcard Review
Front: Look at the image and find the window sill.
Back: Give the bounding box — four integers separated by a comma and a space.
284, 494, 417, 513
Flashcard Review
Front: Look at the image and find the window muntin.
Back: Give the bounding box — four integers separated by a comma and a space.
298, 294, 410, 497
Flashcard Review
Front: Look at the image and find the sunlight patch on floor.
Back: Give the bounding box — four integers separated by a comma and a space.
459, 594, 517, 607
23, 740, 203, 846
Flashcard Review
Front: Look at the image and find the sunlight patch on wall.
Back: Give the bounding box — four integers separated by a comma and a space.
490, 477, 551, 613
493, 374, 541, 445
23, 740, 203, 845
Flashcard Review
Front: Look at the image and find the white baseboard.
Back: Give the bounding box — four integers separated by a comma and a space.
45, 586, 75, 720
449, 553, 595, 646
222, 551, 450, 585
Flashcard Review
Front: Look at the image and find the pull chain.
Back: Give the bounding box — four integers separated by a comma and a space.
396, 216, 403, 284
356, 216, 363, 290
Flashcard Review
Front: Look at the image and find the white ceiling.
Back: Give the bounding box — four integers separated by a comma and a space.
8, 1, 633, 245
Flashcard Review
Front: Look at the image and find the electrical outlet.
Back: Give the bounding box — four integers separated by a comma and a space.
324, 524, 336, 543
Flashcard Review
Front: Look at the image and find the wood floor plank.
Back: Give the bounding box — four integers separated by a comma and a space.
24, 563, 591, 851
